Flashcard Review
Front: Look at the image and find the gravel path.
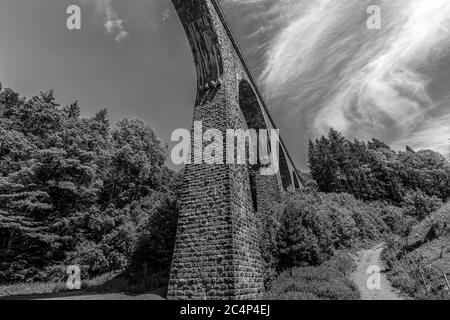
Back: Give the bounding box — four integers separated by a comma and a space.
352, 243, 403, 300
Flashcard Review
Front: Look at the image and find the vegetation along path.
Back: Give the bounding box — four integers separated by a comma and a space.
352, 244, 403, 300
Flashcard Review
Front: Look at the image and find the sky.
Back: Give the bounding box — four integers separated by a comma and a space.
0, 0, 449, 170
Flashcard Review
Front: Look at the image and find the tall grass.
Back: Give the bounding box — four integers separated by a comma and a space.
265, 252, 360, 300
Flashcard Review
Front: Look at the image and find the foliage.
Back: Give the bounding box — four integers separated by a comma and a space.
275, 191, 387, 270
258, 201, 284, 287
402, 190, 443, 221
0, 84, 179, 284
128, 193, 179, 285
382, 203, 450, 300
265, 252, 359, 300
308, 128, 450, 204
2, 82, 449, 302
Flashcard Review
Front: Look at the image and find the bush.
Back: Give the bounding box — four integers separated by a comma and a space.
265, 252, 359, 300
65, 241, 110, 278
0, 259, 39, 284
402, 190, 443, 221
336, 196, 387, 242
277, 192, 353, 268
275, 191, 387, 270
128, 194, 179, 288
34, 265, 67, 283
258, 201, 284, 288
388, 266, 419, 297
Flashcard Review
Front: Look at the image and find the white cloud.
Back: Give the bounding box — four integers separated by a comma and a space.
398, 119, 450, 158
228, 0, 450, 157
83, 0, 129, 42
162, 8, 171, 22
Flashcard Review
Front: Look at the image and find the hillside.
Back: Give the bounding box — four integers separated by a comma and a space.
406, 202, 450, 249
384, 202, 450, 299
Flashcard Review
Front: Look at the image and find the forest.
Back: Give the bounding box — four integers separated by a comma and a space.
0, 84, 181, 287
0, 84, 449, 299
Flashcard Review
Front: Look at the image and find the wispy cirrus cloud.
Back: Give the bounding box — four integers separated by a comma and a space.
83, 0, 129, 42
224, 0, 450, 158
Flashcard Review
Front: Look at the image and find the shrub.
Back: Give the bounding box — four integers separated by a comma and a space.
0, 259, 38, 284
34, 265, 67, 283
265, 252, 359, 300
275, 191, 386, 270
128, 194, 179, 288
258, 201, 283, 288
402, 190, 443, 221
65, 241, 110, 278
388, 266, 419, 297
277, 192, 353, 268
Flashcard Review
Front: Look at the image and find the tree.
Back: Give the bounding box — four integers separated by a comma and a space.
63, 101, 80, 119
368, 138, 390, 150
100, 119, 168, 208
308, 128, 449, 204
402, 190, 443, 221
93, 108, 110, 132
5, 90, 63, 141
0, 84, 180, 283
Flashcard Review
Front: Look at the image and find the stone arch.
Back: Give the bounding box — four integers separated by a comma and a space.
171, 0, 224, 94
238, 80, 267, 130
168, 0, 303, 300
293, 171, 300, 189
279, 147, 292, 190
238, 79, 295, 192
237, 79, 268, 213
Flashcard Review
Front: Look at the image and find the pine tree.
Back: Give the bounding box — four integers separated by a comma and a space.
63, 100, 80, 119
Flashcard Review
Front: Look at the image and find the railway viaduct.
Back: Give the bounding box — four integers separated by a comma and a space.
167, 0, 303, 300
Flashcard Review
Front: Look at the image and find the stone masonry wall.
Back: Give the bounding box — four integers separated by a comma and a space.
168, 0, 300, 300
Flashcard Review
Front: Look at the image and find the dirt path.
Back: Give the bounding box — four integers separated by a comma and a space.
352, 243, 403, 300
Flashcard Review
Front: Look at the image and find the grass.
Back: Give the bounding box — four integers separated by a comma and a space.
406, 201, 450, 248
0, 282, 65, 298
394, 235, 449, 300
265, 252, 360, 300
0, 271, 168, 299
382, 201, 450, 300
